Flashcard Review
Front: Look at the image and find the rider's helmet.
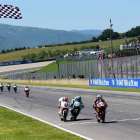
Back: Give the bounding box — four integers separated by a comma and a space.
1, 83, 2, 85
96, 95, 102, 100
75, 95, 81, 102
25, 85, 28, 88
63, 97, 68, 102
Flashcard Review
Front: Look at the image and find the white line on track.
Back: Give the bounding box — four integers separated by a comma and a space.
58, 118, 140, 126
131, 118, 140, 120
0, 104, 93, 140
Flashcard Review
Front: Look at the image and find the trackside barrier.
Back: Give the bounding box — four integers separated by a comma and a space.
89, 78, 140, 88
0, 79, 89, 86
0, 60, 34, 66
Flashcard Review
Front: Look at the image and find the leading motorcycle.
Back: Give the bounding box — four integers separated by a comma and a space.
94, 99, 108, 123
24, 87, 30, 97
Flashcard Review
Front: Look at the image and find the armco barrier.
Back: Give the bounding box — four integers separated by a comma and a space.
89, 78, 140, 88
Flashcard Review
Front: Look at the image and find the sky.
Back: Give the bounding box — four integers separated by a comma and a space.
0, 0, 140, 33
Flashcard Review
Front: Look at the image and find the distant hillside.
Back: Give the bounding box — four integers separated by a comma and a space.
70, 29, 102, 37
0, 24, 94, 51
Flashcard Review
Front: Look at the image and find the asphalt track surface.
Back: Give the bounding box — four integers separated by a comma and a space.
0, 85, 140, 140
0, 61, 53, 75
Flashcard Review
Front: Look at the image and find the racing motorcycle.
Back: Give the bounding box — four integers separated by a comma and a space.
94, 99, 108, 123
7, 84, 11, 91
70, 101, 84, 121
59, 101, 70, 122
0, 85, 4, 92
24, 87, 30, 97
13, 85, 17, 93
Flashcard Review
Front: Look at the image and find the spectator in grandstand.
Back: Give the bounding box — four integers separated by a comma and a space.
96, 45, 99, 51
112, 74, 116, 78
78, 74, 84, 78
72, 74, 76, 78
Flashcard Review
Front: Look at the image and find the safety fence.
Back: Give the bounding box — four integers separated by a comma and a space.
7, 55, 140, 80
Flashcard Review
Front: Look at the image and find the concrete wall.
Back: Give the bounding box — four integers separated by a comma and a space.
0, 79, 89, 86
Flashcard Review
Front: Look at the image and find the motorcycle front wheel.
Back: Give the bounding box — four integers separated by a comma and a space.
63, 110, 67, 122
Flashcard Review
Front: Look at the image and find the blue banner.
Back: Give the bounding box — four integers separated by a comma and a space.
89, 78, 140, 88
0, 60, 34, 66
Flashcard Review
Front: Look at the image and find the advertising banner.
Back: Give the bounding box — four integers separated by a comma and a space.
89, 78, 140, 88
0, 60, 34, 66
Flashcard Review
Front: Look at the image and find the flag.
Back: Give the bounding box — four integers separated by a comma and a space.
0, 4, 22, 19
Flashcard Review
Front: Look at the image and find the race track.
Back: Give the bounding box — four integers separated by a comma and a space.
0, 61, 53, 75
0, 85, 140, 140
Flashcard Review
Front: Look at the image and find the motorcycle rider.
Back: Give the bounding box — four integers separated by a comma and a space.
7, 83, 11, 86
0, 83, 4, 87
93, 95, 107, 113
0, 83, 4, 90
58, 96, 70, 116
24, 85, 30, 92
7, 83, 11, 88
70, 95, 84, 119
13, 83, 17, 87
13, 83, 17, 89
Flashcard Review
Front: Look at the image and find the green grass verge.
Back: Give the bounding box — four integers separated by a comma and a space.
36, 61, 75, 73
0, 75, 8, 79
36, 62, 59, 73
0, 106, 84, 140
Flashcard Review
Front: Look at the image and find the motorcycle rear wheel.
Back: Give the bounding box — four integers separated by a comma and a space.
63, 110, 67, 122
101, 110, 105, 123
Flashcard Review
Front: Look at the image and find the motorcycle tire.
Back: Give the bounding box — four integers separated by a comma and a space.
97, 119, 100, 122
74, 110, 79, 121
101, 111, 105, 123
63, 110, 67, 122
26, 93, 29, 97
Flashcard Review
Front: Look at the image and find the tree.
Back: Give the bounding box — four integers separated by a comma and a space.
1, 50, 5, 53
15, 48, 18, 51
97, 29, 119, 41
91, 37, 97, 42
6, 49, 10, 52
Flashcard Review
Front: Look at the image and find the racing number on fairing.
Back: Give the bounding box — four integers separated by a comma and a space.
64, 102, 68, 107
76, 103, 80, 106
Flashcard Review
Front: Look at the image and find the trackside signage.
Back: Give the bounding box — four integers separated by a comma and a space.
0, 60, 34, 66
89, 78, 140, 88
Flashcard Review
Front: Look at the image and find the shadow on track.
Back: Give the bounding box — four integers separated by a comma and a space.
103, 121, 118, 124
65, 118, 93, 122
